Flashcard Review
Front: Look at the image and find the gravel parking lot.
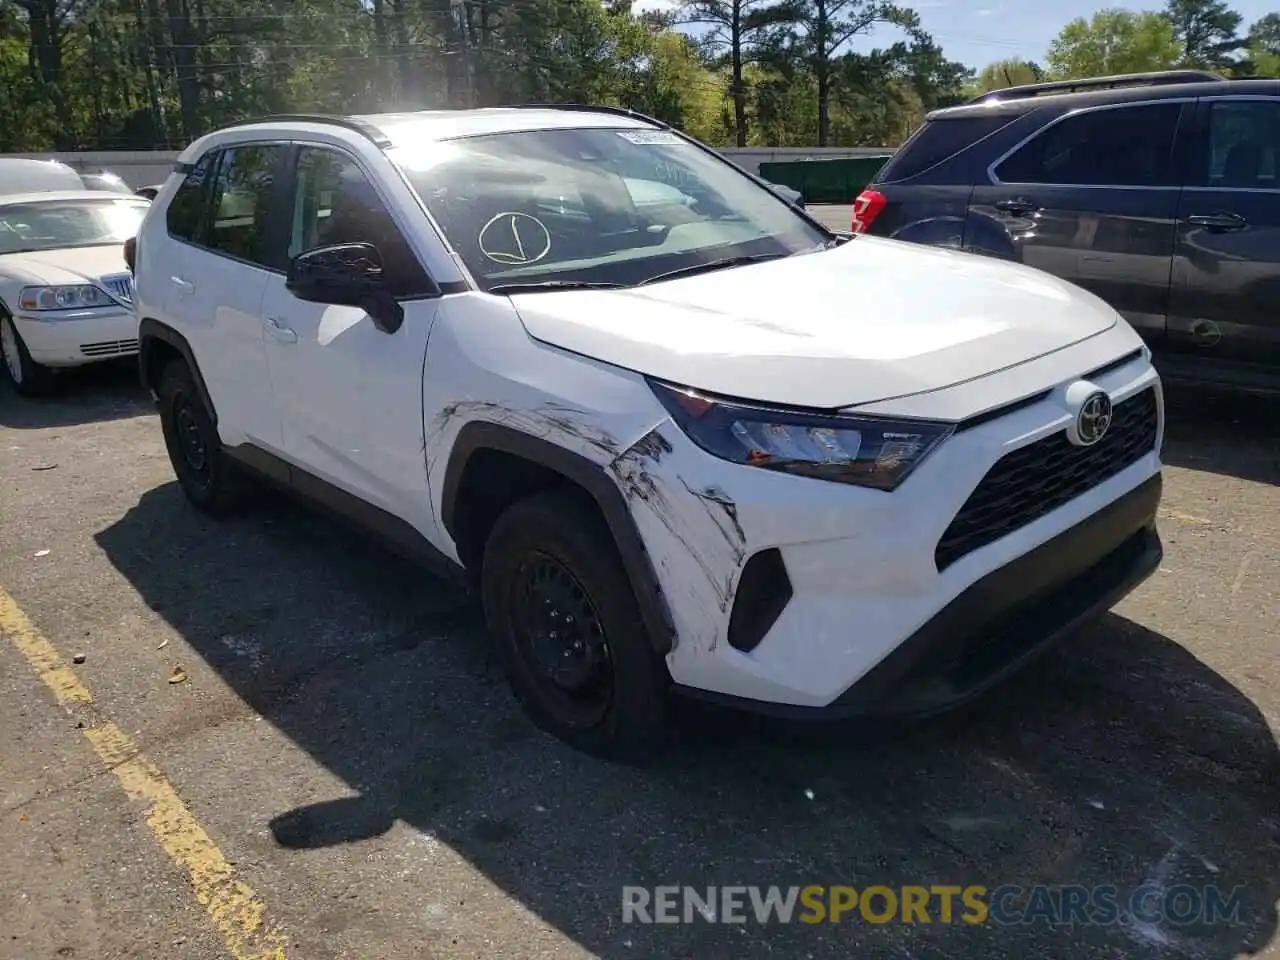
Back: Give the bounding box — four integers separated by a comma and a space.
2, 347, 1278, 958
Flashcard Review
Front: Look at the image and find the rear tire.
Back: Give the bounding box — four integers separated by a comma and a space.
0, 313, 56, 397
157, 359, 251, 516
481, 488, 669, 763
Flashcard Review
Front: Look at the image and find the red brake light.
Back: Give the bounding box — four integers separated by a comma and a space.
851, 189, 886, 234
123, 236, 136, 274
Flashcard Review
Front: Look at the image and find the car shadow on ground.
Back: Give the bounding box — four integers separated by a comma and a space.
1161, 384, 1280, 487
0, 359, 151, 429
94, 482, 1280, 959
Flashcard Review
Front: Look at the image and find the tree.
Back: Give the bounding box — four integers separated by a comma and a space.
896, 34, 973, 109
973, 58, 1041, 94
613, 26, 728, 140
831, 49, 924, 145
1247, 12, 1280, 72
750, 61, 818, 146
1163, 0, 1243, 71
1237, 13, 1280, 76
792, 0, 919, 146
0, 0, 972, 151
12, 0, 84, 148
1248, 12, 1280, 54
679, 0, 797, 146
1046, 9, 1181, 79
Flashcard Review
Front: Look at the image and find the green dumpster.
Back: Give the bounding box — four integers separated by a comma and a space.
757, 155, 892, 205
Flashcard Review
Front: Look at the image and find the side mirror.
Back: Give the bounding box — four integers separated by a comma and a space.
286, 242, 404, 335
766, 181, 805, 209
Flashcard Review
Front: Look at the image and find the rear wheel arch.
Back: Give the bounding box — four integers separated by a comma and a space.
891, 214, 969, 249
441, 421, 676, 657
959, 209, 1020, 260
138, 318, 217, 425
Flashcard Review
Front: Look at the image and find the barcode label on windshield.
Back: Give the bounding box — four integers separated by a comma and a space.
617, 130, 684, 145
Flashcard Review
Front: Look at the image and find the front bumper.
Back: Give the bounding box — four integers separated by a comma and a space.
13, 308, 139, 367
618, 348, 1164, 713
676, 473, 1162, 720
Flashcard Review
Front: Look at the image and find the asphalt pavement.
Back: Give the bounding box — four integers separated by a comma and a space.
1, 347, 1278, 960
809, 204, 851, 232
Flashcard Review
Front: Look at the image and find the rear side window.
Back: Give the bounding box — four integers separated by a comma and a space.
166, 152, 216, 241
878, 114, 1019, 182
996, 103, 1183, 187
206, 145, 281, 267
1195, 99, 1280, 188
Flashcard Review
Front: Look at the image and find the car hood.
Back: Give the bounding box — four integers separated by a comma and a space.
0, 245, 130, 286
509, 236, 1120, 410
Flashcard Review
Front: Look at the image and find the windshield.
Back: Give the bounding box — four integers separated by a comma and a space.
388, 127, 828, 290
0, 198, 149, 254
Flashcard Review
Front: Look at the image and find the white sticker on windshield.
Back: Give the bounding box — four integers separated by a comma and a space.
617, 130, 685, 145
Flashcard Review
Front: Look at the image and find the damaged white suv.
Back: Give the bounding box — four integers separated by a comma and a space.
131, 107, 1165, 760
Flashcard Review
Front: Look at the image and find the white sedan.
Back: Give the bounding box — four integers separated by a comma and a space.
0, 191, 148, 396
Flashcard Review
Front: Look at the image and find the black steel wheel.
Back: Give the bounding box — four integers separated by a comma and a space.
482, 488, 669, 762
173, 393, 211, 481
157, 359, 250, 516
510, 551, 614, 729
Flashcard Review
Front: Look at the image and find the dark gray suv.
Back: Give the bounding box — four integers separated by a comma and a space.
853, 70, 1280, 395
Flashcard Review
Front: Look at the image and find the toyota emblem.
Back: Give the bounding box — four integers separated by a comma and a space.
1075, 391, 1113, 446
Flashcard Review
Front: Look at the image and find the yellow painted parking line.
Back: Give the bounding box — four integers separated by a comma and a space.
0, 588, 289, 960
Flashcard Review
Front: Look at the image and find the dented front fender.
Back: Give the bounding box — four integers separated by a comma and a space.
608, 426, 749, 660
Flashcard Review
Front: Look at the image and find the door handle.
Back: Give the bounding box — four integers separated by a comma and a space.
995, 198, 1039, 215
1187, 211, 1247, 231
263, 316, 298, 344
170, 275, 195, 295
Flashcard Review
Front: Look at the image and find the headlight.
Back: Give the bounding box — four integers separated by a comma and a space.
649, 380, 953, 491
18, 284, 115, 311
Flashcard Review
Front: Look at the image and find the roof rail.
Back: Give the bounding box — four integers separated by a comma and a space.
219, 113, 392, 147
506, 102, 669, 129
967, 69, 1223, 104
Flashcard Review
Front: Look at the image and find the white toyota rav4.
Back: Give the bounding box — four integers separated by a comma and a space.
131, 107, 1165, 760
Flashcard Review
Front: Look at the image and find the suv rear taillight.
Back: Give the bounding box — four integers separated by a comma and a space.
123, 236, 136, 274
851, 189, 886, 233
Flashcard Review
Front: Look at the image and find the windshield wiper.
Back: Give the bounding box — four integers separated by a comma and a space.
488, 280, 626, 295
636, 253, 790, 286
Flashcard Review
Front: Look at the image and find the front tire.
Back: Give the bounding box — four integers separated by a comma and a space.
481, 488, 669, 763
157, 359, 250, 516
0, 313, 56, 397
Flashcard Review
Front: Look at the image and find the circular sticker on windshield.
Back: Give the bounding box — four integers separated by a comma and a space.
478, 212, 552, 265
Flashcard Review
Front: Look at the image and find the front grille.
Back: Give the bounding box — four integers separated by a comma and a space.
81, 338, 139, 357
100, 274, 133, 302
935, 387, 1159, 571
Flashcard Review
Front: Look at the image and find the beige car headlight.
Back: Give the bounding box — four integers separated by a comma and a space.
18, 284, 115, 311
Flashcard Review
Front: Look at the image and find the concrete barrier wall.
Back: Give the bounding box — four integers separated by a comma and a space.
4, 151, 181, 189
1, 145, 896, 188
721, 147, 895, 175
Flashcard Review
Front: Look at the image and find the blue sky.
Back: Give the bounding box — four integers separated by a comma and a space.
636, 0, 1279, 71
896, 0, 1277, 70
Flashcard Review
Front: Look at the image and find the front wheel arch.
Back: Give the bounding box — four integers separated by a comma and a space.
0, 306, 55, 396
441, 421, 676, 658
